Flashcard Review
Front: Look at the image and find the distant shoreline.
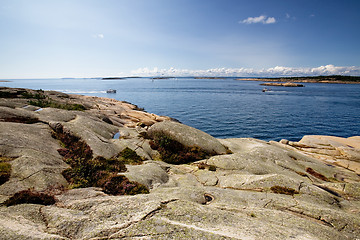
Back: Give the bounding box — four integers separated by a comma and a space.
237, 75, 360, 84
0, 80, 11, 82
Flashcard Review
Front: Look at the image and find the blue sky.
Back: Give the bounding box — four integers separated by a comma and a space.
0, 0, 359, 78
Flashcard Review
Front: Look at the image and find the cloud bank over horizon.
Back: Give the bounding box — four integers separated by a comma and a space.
129, 65, 360, 77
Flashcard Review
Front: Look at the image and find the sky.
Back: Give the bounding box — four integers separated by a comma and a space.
0, 0, 360, 78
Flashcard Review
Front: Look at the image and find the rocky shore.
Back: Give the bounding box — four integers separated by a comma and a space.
238, 75, 360, 84
260, 82, 304, 87
0, 87, 359, 239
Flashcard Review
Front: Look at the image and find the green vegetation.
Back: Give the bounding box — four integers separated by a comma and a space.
103, 175, 149, 195
0, 162, 11, 185
19, 89, 86, 111
29, 99, 86, 111
53, 126, 148, 195
208, 165, 217, 171
0, 91, 18, 98
21, 90, 46, 99
0, 156, 14, 185
270, 186, 299, 196
116, 147, 143, 165
149, 133, 210, 164
3, 189, 56, 206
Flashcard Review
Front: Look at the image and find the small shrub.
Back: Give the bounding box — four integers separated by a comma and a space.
198, 162, 207, 170
62, 156, 126, 189
0, 162, 11, 185
208, 165, 217, 171
270, 186, 299, 196
138, 131, 151, 139
28, 95, 86, 111
53, 126, 147, 196
306, 167, 329, 181
150, 133, 210, 164
117, 147, 143, 164
103, 175, 149, 195
4, 190, 56, 206
21, 90, 46, 100
53, 127, 93, 160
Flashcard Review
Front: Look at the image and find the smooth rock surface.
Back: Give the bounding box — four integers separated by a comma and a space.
0, 88, 359, 239
148, 120, 227, 155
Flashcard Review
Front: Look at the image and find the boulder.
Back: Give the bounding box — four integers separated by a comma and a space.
123, 162, 169, 189
148, 121, 227, 155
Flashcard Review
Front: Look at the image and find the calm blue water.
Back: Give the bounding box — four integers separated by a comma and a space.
1, 78, 359, 141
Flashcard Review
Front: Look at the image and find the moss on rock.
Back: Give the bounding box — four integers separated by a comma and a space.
0, 162, 11, 185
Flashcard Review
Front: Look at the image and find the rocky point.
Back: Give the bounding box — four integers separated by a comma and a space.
0, 87, 359, 239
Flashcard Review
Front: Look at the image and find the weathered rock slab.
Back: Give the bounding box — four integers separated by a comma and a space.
148, 120, 227, 155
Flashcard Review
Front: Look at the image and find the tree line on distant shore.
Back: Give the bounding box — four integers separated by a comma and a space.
264, 75, 360, 83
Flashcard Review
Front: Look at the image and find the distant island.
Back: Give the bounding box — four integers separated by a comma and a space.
151, 77, 176, 79
0, 80, 11, 82
238, 75, 360, 84
194, 77, 226, 79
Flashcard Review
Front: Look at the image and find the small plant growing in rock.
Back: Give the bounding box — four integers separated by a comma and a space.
198, 162, 207, 170
150, 133, 211, 164
52, 126, 148, 196
25, 90, 86, 111
270, 186, 299, 196
116, 147, 143, 165
21, 90, 46, 100
103, 175, 149, 195
208, 165, 217, 171
0, 162, 11, 185
3, 190, 56, 207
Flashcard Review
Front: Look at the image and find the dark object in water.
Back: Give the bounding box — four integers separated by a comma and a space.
106, 89, 116, 93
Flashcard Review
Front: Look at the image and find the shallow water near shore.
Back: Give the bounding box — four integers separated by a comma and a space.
1, 77, 359, 141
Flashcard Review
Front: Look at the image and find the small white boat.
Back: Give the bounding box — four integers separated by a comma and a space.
106, 89, 116, 93
262, 88, 271, 92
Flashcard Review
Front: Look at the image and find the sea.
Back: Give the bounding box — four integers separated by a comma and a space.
1, 77, 359, 142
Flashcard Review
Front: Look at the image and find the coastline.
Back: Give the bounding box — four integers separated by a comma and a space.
0, 87, 359, 239
237, 77, 360, 84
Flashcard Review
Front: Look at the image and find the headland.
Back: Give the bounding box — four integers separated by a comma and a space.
0, 87, 359, 239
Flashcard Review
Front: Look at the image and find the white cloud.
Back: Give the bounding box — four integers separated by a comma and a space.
240, 15, 276, 24
93, 33, 104, 39
265, 17, 276, 24
130, 65, 360, 77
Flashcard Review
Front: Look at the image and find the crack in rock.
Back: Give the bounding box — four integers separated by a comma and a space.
157, 217, 248, 240
108, 199, 179, 239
